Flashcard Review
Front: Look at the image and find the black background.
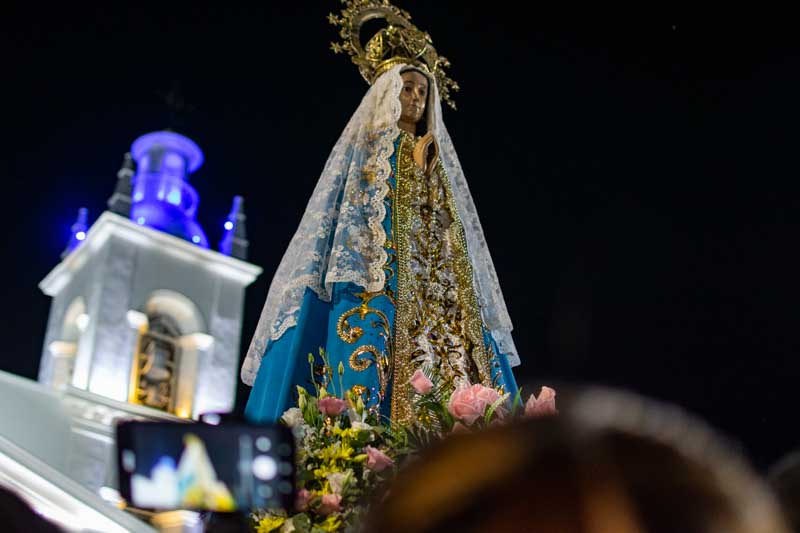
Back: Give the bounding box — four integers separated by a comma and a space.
4, 4, 799, 471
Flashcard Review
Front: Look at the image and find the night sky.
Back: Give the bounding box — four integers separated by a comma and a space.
4, 5, 799, 470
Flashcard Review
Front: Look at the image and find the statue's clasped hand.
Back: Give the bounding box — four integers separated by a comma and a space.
413, 132, 439, 177
412, 133, 453, 229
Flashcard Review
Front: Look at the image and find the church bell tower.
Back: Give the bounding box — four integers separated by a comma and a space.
38, 130, 261, 420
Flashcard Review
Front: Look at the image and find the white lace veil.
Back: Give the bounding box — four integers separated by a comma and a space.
241, 64, 519, 386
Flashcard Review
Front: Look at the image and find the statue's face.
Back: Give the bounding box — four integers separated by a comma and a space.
399, 70, 429, 126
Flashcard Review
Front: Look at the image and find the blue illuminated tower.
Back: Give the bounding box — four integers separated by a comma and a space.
129, 130, 209, 247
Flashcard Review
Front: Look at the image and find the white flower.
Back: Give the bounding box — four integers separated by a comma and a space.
281, 407, 304, 428
280, 518, 296, 532
351, 421, 372, 433
327, 471, 351, 494
347, 408, 366, 424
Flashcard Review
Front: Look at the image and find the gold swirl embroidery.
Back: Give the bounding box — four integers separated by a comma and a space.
348, 345, 389, 400
337, 298, 393, 346
337, 307, 365, 344
350, 384, 368, 395
350, 384, 371, 403
336, 288, 394, 400
355, 293, 393, 324
349, 345, 379, 371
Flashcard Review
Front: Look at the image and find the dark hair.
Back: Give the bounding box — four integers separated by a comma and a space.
0, 486, 63, 532
768, 451, 800, 531
362, 388, 789, 533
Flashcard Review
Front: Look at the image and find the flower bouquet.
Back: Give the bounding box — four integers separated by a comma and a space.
406, 369, 557, 446
253, 351, 557, 532
253, 351, 413, 533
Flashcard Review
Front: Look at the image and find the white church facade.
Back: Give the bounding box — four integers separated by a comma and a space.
0, 130, 261, 532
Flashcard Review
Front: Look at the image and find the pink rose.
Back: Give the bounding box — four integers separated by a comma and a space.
475, 385, 501, 407
410, 369, 433, 395
524, 386, 558, 417
447, 384, 503, 425
318, 396, 347, 417
318, 493, 342, 515
365, 445, 394, 472
295, 489, 312, 511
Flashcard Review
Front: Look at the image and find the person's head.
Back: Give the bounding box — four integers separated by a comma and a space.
768, 451, 800, 531
398, 66, 430, 135
0, 485, 63, 532
363, 387, 790, 533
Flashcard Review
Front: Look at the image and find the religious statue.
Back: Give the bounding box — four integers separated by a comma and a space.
136, 328, 176, 411
242, 0, 520, 426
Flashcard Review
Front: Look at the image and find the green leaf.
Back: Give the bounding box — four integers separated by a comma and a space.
510, 387, 524, 417
420, 400, 453, 432
307, 354, 321, 397
338, 362, 345, 398
484, 395, 507, 426
291, 514, 312, 533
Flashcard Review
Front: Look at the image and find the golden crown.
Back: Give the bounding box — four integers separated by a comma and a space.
328, 0, 459, 109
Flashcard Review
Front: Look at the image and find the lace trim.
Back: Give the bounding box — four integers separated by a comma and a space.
430, 85, 519, 367
241, 66, 404, 386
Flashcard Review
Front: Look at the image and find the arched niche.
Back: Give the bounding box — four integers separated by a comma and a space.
129, 290, 211, 418
47, 297, 88, 388
62, 297, 87, 342
143, 289, 205, 335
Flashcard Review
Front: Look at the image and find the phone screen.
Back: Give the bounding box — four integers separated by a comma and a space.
116, 420, 295, 513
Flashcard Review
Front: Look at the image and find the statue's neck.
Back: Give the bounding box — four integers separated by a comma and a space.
397, 120, 418, 136
397, 129, 423, 146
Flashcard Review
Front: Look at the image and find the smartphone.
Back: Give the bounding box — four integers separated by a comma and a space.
116, 419, 295, 513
